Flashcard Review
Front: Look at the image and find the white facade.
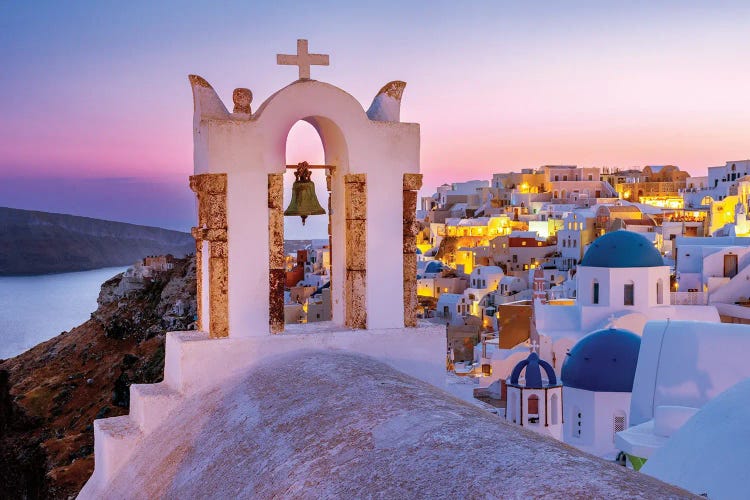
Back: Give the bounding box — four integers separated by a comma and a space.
468, 266, 504, 290
563, 387, 631, 458
506, 385, 563, 440
675, 236, 750, 302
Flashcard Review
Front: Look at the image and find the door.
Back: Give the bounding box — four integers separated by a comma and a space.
724, 254, 738, 278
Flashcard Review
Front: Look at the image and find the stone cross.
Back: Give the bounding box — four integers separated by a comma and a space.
529, 340, 540, 353
277, 39, 329, 80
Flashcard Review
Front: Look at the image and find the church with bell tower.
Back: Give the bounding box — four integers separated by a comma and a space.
189, 38, 425, 337
80, 40, 445, 495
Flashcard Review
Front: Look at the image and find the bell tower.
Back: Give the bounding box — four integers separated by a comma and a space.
189, 39, 423, 337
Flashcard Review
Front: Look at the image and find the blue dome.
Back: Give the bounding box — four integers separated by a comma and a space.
580, 230, 664, 268
509, 352, 558, 389
561, 328, 641, 392
424, 261, 443, 274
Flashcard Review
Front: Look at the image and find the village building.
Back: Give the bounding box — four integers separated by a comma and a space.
490, 230, 556, 276
682, 159, 750, 207
614, 165, 689, 208
561, 327, 641, 458
556, 209, 597, 271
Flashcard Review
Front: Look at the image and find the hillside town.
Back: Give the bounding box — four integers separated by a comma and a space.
388, 160, 750, 488
270, 151, 750, 496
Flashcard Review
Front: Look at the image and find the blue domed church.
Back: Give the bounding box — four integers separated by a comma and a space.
561, 327, 642, 458
576, 230, 669, 333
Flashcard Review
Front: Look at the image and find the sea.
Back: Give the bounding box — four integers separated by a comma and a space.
0, 267, 128, 360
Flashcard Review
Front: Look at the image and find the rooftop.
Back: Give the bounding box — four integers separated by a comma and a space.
94, 351, 690, 498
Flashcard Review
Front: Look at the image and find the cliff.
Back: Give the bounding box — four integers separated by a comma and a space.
0, 207, 194, 275
0, 257, 196, 498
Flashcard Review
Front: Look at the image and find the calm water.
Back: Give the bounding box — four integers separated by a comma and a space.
0, 267, 127, 359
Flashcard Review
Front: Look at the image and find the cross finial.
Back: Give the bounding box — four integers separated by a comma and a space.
277, 39, 329, 80
529, 340, 540, 354
608, 314, 616, 327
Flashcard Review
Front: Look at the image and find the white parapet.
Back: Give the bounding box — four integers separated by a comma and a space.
165, 322, 446, 395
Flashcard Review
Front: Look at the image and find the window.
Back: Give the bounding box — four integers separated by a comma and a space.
527, 395, 540, 423
592, 280, 599, 305
574, 407, 582, 437
624, 281, 634, 306
724, 254, 738, 278
656, 279, 664, 305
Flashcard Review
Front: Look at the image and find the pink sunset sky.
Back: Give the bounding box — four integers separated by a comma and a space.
1, 1, 748, 236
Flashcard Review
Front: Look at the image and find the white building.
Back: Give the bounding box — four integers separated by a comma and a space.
616, 320, 750, 473
561, 328, 641, 458
674, 235, 750, 304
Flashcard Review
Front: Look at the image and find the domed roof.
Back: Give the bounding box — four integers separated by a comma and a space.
509, 352, 558, 389
562, 328, 641, 392
424, 261, 443, 274
580, 230, 664, 268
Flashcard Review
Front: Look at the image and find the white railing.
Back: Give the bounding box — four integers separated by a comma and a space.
670, 291, 708, 305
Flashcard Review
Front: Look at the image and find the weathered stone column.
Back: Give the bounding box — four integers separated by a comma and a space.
268, 173, 285, 334
189, 173, 229, 338
191, 228, 204, 331
326, 170, 334, 318
345, 173, 367, 329
403, 173, 423, 327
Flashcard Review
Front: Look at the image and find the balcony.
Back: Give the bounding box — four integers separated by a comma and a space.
670, 291, 708, 305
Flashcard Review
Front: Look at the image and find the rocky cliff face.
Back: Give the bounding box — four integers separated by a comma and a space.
0, 257, 196, 499
0, 207, 194, 275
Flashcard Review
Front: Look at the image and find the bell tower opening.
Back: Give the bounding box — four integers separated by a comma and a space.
281, 120, 332, 327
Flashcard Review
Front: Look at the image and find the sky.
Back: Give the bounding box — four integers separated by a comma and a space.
1, 1, 748, 236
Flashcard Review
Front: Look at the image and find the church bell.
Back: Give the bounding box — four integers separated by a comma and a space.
284, 162, 326, 225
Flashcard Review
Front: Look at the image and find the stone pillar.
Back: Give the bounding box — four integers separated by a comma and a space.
326, 170, 334, 319
403, 174, 423, 327
268, 173, 285, 334
189, 173, 229, 338
192, 229, 203, 331
345, 174, 367, 329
